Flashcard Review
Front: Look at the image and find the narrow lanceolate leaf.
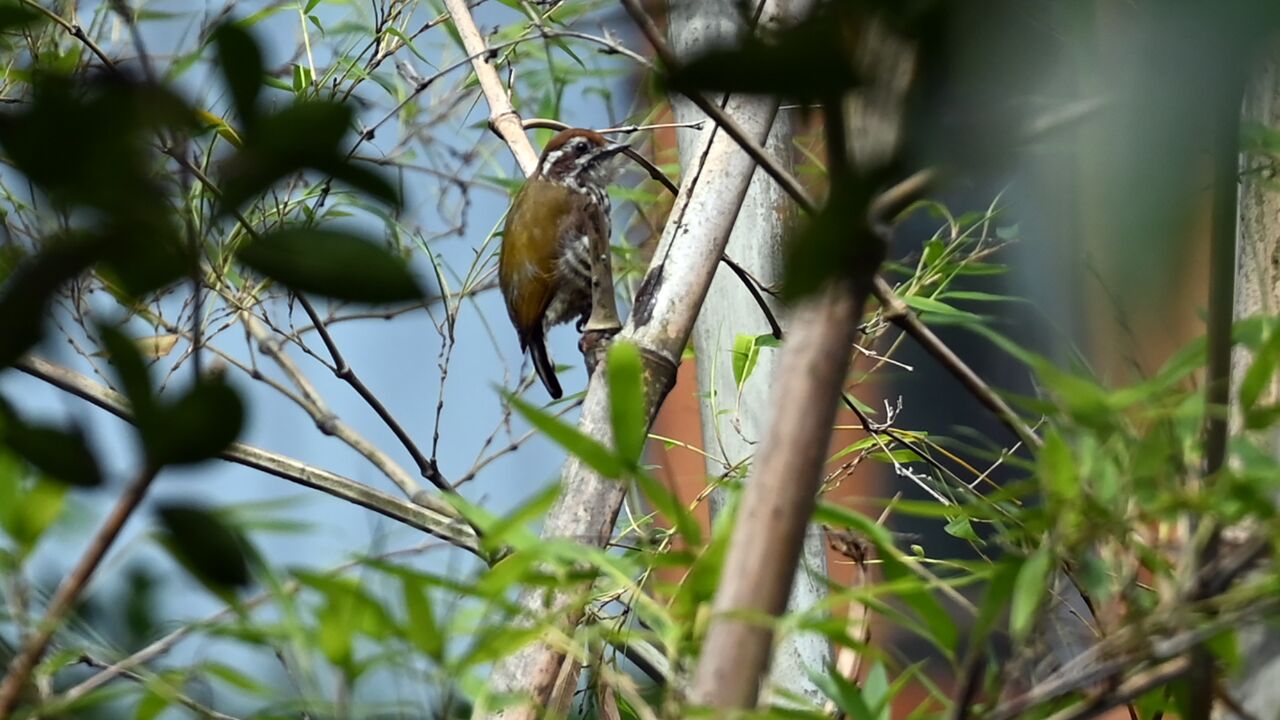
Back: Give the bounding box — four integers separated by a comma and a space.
237, 227, 423, 303
212, 22, 264, 128
606, 341, 646, 469
1240, 325, 1280, 415
1038, 429, 1079, 505
507, 394, 625, 479
1010, 545, 1054, 642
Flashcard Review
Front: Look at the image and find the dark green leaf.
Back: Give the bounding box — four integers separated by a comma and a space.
606, 341, 646, 469
0, 406, 102, 488
782, 184, 882, 302
143, 376, 244, 466
321, 158, 400, 208
0, 2, 45, 32
156, 504, 252, 590
237, 227, 423, 303
213, 23, 264, 127
0, 237, 100, 368
219, 100, 398, 210
98, 324, 155, 419
668, 8, 861, 101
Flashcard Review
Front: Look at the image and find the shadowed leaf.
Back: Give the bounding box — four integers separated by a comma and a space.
212, 22, 264, 128
156, 504, 252, 590
238, 227, 423, 302
0, 2, 45, 32
218, 101, 398, 211
144, 376, 245, 467
668, 8, 861, 101
98, 324, 156, 419
0, 401, 102, 487
0, 237, 100, 368
782, 184, 881, 302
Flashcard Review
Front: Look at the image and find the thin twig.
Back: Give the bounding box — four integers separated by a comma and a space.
73, 654, 242, 720
292, 294, 451, 492
1037, 657, 1191, 720
17, 0, 118, 72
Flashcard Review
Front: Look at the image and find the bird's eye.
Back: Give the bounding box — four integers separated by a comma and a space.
573, 139, 589, 153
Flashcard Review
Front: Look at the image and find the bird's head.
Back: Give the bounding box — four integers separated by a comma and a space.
536, 128, 629, 190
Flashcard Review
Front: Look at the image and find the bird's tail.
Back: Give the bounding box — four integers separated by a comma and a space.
526, 329, 563, 400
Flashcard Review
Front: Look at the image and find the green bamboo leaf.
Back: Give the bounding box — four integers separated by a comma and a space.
1038, 429, 1079, 505
1010, 545, 1053, 642
1240, 325, 1280, 412
507, 394, 625, 478
899, 294, 983, 323
402, 577, 445, 660
606, 341, 646, 468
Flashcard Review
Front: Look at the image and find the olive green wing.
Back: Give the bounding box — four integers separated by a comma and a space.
499, 180, 574, 339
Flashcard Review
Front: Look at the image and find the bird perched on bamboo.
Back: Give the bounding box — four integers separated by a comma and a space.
498, 128, 628, 399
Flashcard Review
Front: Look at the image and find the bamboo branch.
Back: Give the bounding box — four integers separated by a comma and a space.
13, 356, 481, 556
691, 281, 870, 708
441, 0, 539, 175
239, 309, 427, 501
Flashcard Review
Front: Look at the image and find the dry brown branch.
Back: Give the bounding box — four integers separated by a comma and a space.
690, 283, 870, 708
